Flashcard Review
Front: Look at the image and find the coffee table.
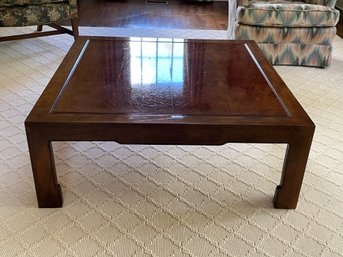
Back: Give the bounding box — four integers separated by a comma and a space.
25, 37, 314, 209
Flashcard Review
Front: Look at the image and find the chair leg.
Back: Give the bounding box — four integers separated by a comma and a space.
71, 18, 79, 39
1, 20, 79, 42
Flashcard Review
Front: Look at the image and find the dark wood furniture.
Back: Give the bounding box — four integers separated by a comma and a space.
25, 37, 315, 209
0, 21, 79, 42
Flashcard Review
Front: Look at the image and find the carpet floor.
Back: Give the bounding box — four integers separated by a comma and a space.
0, 27, 343, 257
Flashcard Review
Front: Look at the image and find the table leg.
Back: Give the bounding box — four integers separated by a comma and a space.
26, 129, 63, 208
273, 136, 313, 209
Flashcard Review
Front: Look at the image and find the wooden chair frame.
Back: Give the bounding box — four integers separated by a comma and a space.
0, 18, 79, 42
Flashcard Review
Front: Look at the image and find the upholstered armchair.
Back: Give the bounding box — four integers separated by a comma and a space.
0, 0, 79, 42
230, 0, 340, 67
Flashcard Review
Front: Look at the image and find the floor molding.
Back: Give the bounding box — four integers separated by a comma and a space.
79, 26, 231, 39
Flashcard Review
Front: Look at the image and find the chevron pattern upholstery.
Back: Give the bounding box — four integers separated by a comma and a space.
233, 0, 340, 67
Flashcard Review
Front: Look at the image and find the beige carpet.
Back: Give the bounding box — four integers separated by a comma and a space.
0, 27, 343, 257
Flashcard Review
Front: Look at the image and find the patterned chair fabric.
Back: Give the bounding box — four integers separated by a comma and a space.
259, 43, 332, 66
232, 0, 340, 67
0, 0, 66, 6
0, 0, 78, 27
235, 25, 337, 44
236, 2, 340, 27
237, 0, 337, 8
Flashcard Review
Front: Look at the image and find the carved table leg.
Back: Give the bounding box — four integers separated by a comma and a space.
273, 136, 313, 209
26, 129, 62, 208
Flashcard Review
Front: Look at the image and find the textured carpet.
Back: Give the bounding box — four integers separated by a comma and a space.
0, 27, 343, 257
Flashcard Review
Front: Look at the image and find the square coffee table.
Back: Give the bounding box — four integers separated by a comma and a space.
25, 37, 314, 209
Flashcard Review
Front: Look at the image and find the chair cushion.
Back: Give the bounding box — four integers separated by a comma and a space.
0, 0, 66, 7
236, 1, 340, 27
0, 3, 71, 26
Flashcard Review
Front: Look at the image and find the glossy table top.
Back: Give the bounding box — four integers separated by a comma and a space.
50, 37, 288, 119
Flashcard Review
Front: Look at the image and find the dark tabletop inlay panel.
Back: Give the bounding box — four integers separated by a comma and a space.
51, 38, 288, 118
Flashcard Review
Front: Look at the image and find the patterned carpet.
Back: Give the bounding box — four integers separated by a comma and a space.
0, 27, 343, 257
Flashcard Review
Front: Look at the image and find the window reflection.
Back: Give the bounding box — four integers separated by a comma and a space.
129, 37, 184, 87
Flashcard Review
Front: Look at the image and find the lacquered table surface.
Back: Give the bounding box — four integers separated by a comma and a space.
50, 37, 288, 120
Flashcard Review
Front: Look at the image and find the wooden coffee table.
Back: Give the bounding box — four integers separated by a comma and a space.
25, 37, 314, 209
